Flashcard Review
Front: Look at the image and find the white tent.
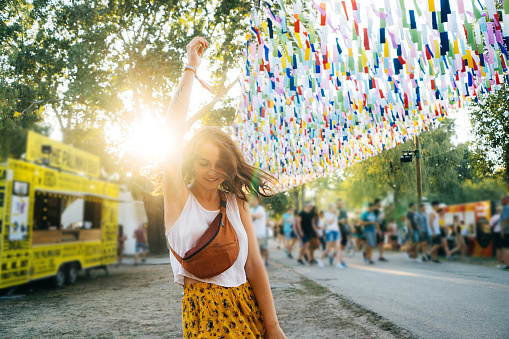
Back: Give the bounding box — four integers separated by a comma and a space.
118, 189, 148, 255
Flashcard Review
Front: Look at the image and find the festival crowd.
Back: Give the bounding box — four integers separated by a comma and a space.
251, 195, 509, 271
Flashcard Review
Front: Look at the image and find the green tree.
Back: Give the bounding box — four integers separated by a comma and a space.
469, 83, 509, 189
341, 119, 466, 208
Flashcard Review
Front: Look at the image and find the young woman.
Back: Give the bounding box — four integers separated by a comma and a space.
317, 204, 345, 268
145, 37, 286, 339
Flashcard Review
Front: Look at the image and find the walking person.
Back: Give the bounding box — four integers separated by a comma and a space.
149, 37, 285, 338
415, 204, 430, 262
317, 210, 326, 251
275, 218, 285, 250
133, 223, 148, 265
308, 206, 321, 264
428, 202, 443, 263
337, 199, 350, 251
404, 203, 419, 261
490, 205, 504, 268
360, 203, 380, 265
317, 204, 345, 268
387, 218, 399, 250
251, 196, 269, 267
374, 199, 388, 262
283, 207, 297, 258
116, 225, 127, 267
353, 215, 365, 256
297, 203, 316, 265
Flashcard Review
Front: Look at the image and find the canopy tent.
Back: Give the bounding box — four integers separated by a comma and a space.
234, 0, 509, 190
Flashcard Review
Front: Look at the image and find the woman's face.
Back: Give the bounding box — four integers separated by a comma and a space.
192, 141, 226, 190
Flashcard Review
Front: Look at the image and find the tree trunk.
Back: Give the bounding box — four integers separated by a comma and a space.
143, 194, 168, 255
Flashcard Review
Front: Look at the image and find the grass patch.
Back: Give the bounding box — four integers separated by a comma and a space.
296, 278, 329, 296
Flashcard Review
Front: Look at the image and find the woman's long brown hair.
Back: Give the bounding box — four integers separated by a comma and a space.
141, 127, 278, 200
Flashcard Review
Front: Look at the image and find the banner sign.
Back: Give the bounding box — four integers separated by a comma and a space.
26, 131, 100, 178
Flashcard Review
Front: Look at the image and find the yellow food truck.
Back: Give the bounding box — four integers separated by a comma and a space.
0, 132, 119, 289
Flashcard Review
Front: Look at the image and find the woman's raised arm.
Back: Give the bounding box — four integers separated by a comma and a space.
163, 37, 209, 228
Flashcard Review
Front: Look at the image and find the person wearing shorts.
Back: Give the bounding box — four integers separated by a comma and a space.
317, 204, 346, 269
428, 202, 443, 263
374, 199, 388, 262
133, 224, 148, 265
360, 203, 380, 264
297, 203, 314, 265
336, 199, 349, 249
283, 207, 297, 258
415, 203, 430, 262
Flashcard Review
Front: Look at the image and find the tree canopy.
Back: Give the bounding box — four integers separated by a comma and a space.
1, 0, 252, 169
470, 83, 509, 190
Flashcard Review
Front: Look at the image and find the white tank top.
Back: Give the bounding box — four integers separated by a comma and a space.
166, 191, 248, 287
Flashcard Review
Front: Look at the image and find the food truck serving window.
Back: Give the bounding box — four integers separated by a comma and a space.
34, 193, 103, 230
84, 197, 102, 229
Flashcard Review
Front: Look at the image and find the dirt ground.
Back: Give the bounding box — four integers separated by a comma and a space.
0, 260, 413, 339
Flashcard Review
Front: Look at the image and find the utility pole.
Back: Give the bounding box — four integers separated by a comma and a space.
415, 135, 422, 205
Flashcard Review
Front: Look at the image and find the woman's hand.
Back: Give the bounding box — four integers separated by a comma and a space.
266, 324, 286, 339
186, 37, 209, 68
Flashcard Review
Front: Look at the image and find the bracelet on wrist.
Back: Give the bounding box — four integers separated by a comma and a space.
183, 64, 214, 94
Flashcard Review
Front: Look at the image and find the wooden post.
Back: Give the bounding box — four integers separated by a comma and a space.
415, 135, 422, 205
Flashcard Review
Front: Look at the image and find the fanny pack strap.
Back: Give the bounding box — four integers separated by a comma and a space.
168, 192, 227, 264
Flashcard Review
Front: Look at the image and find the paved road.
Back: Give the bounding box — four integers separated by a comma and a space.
269, 242, 509, 339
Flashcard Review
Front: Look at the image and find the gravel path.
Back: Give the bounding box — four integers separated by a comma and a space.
0, 257, 409, 338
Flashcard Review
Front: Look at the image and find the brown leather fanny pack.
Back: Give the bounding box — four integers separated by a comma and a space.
168, 192, 240, 279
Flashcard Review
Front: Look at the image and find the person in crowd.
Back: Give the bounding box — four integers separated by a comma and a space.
287, 210, 301, 259
428, 202, 443, 263
438, 209, 453, 260
251, 196, 269, 267
133, 223, 148, 265
499, 195, 509, 270
449, 215, 468, 260
283, 206, 296, 258
308, 206, 321, 264
399, 213, 409, 250
317, 210, 326, 251
404, 203, 419, 261
415, 203, 430, 262
297, 202, 315, 265
317, 204, 346, 269
117, 224, 127, 267
275, 217, 285, 250
360, 203, 379, 264
490, 205, 504, 268
337, 199, 350, 252
353, 215, 365, 255
374, 198, 388, 262
387, 218, 399, 250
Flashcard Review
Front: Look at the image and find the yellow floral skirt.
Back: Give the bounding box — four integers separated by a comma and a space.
182, 281, 265, 338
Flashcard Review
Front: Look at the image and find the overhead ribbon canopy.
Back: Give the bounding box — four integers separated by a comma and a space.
233, 0, 509, 190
